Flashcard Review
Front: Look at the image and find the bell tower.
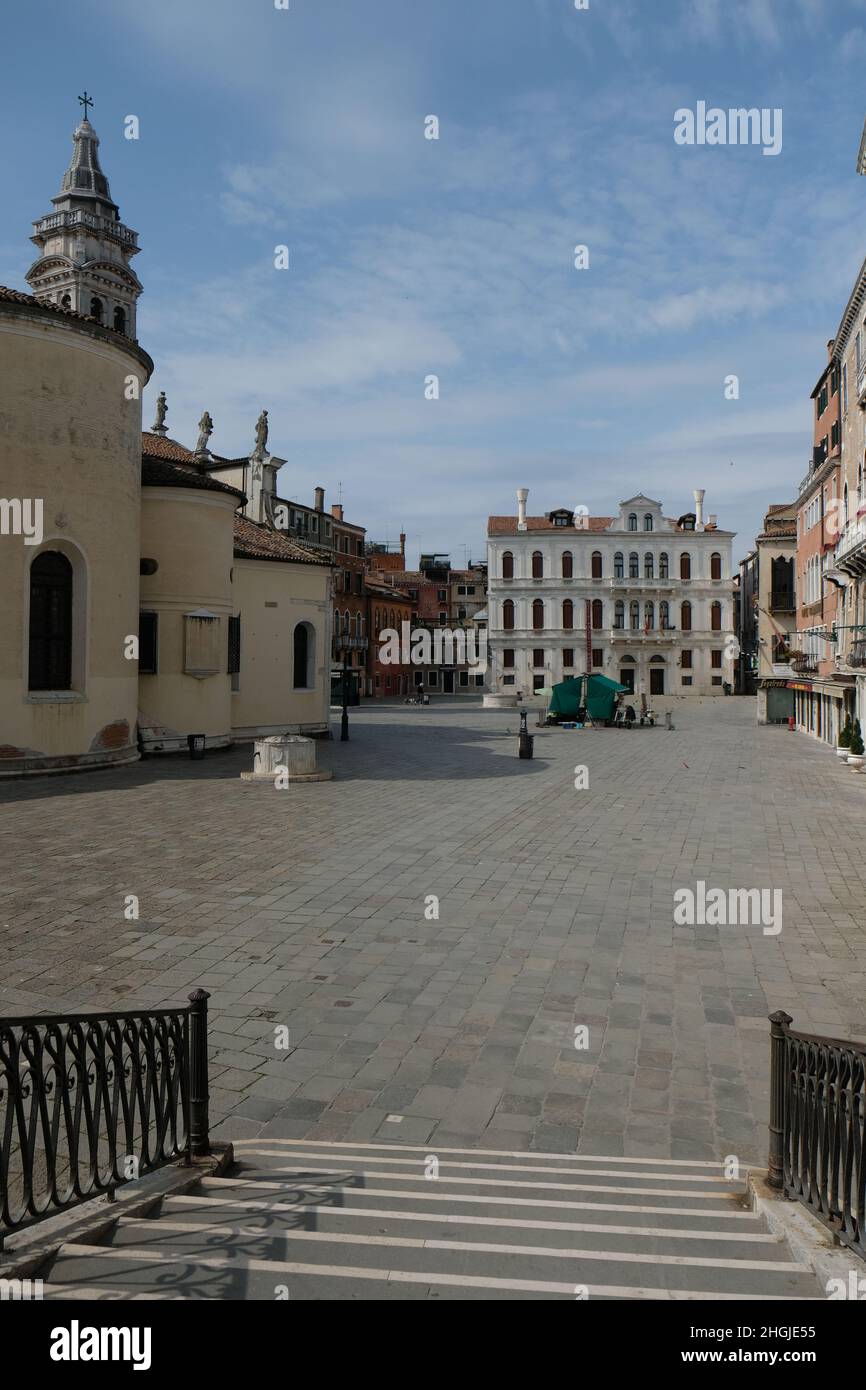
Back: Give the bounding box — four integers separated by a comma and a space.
26, 94, 142, 339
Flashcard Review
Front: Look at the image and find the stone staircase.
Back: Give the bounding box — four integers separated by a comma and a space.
36, 1140, 822, 1300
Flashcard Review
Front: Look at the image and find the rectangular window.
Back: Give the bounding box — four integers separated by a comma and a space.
533, 649, 545, 667
592, 648, 603, 667
711, 676, 723, 686
459, 670, 469, 686
532, 673, 545, 692
503, 674, 515, 685
439, 611, 447, 624
711, 649, 723, 669
843, 363, 849, 413
140, 611, 158, 676
438, 589, 447, 601
681, 675, 693, 686
457, 585, 466, 595
681, 649, 692, 669
832, 421, 840, 450
562, 648, 574, 667
227, 614, 241, 683
428, 671, 439, 687
503, 649, 515, 668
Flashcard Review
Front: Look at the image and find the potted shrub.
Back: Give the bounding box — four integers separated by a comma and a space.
847, 719, 865, 771
838, 716, 853, 759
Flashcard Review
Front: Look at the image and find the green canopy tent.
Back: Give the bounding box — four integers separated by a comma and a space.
548, 674, 628, 724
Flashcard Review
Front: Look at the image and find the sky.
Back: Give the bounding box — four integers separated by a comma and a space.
4, 0, 866, 566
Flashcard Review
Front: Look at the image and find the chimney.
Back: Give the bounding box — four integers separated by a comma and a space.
314, 486, 325, 511
693, 488, 705, 531
332, 503, 344, 521
517, 487, 529, 533
399, 531, 406, 561
707, 513, 718, 529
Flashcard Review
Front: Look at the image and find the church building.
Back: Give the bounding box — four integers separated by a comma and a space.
0, 104, 333, 776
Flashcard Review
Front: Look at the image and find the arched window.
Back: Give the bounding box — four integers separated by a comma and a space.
614, 552, 624, 579
355, 613, 362, 637
531, 551, 544, 579
293, 621, 315, 688
113, 305, 126, 334
532, 599, 545, 631
645, 601, 654, 630
502, 551, 514, 580
562, 599, 574, 630
374, 608, 380, 633
29, 551, 73, 690
710, 552, 722, 581
630, 601, 640, 630
659, 600, 670, 630
591, 599, 603, 630
628, 513, 638, 531
591, 551, 603, 580
711, 600, 722, 631
562, 550, 573, 579
614, 600, 625, 630
389, 609, 396, 629
681, 601, 692, 632
680, 552, 691, 581
503, 600, 515, 631
644, 514, 653, 531
89, 296, 103, 324
629, 552, 639, 579
659, 552, 669, 579
644, 552, 654, 579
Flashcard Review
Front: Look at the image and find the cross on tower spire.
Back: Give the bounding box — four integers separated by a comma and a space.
78, 91, 93, 121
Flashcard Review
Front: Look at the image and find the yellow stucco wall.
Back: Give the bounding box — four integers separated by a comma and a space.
139, 487, 237, 744
0, 306, 150, 773
231, 558, 332, 735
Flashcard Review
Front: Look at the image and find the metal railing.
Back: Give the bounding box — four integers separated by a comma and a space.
0, 989, 210, 1245
768, 1012, 866, 1260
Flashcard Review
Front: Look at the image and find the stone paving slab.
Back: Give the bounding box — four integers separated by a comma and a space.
2, 697, 866, 1169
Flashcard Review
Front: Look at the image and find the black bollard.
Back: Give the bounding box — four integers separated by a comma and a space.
518, 709, 534, 759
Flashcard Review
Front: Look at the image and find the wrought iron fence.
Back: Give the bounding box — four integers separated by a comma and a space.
0, 989, 210, 1245
768, 1011, 866, 1260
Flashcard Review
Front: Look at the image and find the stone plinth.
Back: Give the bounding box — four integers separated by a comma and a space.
240, 734, 332, 782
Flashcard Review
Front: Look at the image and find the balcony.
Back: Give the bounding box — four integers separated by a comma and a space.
769, 592, 796, 614
609, 627, 677, 643
835, 516, 866, 575
609, 576, 676, 591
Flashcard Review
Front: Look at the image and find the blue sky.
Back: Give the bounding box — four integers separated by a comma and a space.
4, 0, 866, 566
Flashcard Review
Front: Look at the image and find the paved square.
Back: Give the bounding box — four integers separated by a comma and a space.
2, 699, 865, 1166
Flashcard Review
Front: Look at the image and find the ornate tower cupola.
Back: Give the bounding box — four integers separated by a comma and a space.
26, 94, 142, 339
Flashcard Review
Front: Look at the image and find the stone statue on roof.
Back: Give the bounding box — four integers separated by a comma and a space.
195, 410, 214, 456
254, 409, 269, 458
151, 391, 168, 435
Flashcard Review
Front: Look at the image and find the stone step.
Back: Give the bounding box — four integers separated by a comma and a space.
112, 1206, 791, 1264
211, 1165, 743, 1207
43, 1239, 820, 1301
170, 1183, 763, 1233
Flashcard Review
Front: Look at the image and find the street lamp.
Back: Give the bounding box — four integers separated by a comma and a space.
340, 644, 350, 742
335, 634, 369, 742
